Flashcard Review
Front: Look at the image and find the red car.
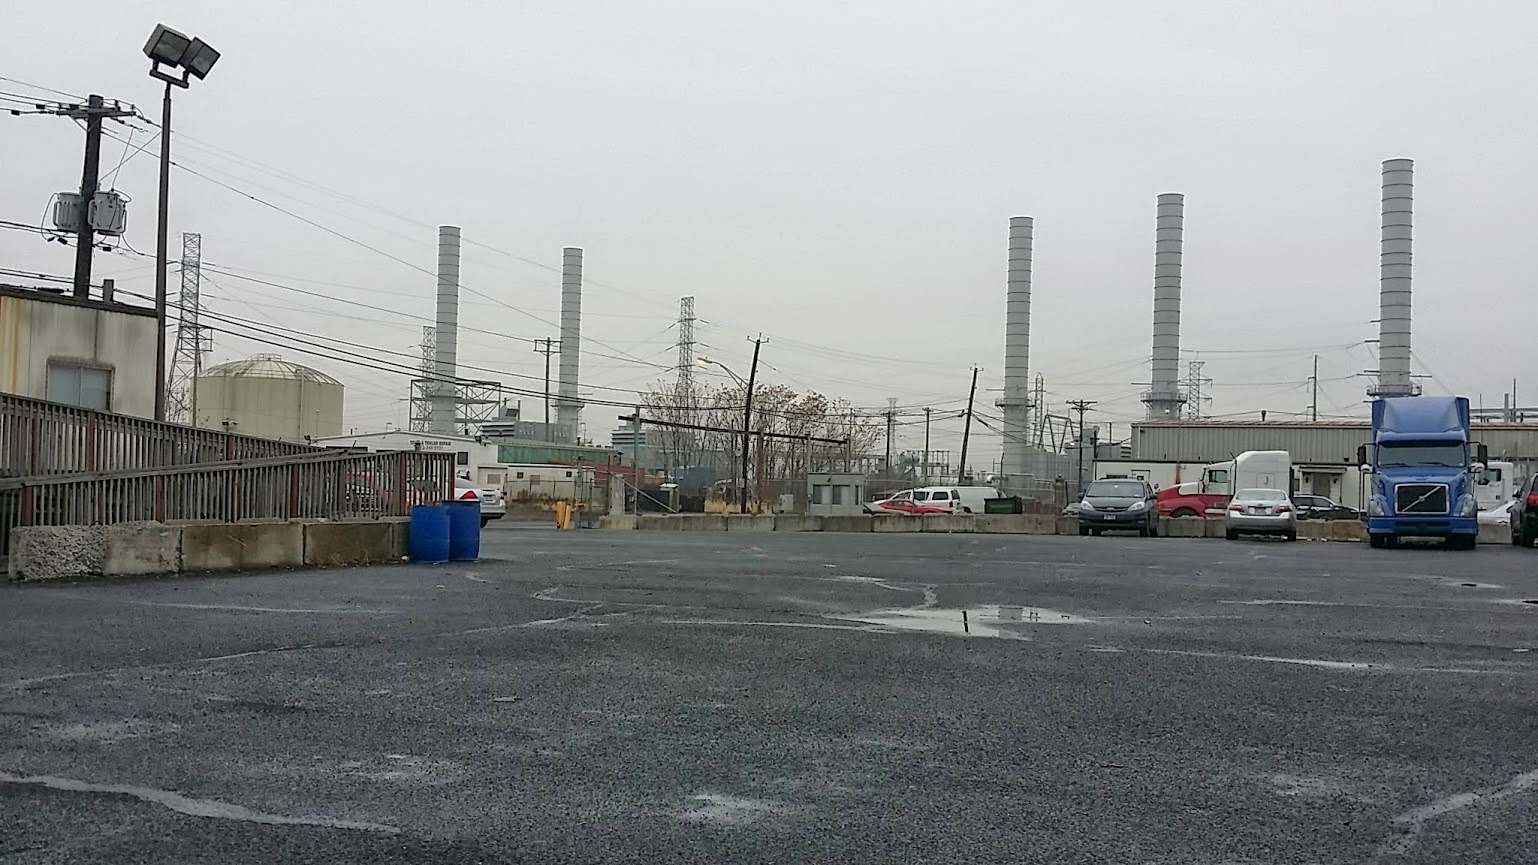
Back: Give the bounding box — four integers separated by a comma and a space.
867, 497, 951, 516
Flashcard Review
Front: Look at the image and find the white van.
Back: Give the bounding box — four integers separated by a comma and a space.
912, 485, 1001, 513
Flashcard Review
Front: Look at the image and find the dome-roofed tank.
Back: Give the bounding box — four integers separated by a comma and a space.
193, 353, 344, 443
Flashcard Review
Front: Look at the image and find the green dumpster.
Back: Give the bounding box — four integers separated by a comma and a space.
983, 496, 1023, 514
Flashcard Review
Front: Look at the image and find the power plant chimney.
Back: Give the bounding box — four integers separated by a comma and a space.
1142, 193, 1187, 419
555, 247, 583, 442
997, 216, 1033, 482
431, 225, 461, 434
1371, 158, 1417, 398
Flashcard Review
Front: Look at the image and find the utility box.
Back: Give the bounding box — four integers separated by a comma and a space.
806, 473, 866, 517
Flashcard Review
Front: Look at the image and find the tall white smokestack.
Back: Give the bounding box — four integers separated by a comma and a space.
431, 225, 461, 434
555, 247, 583, 442
1373, 158, 1416, 398
997, 216, 1033, 479
1143, 193, 1187, 419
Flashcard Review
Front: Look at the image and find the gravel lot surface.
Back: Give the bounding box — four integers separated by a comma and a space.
3, 526, 1536, 863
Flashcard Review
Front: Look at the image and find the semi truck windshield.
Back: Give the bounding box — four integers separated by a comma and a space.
1377, 442, 1465, 468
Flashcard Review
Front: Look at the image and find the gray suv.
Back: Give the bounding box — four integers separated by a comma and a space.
1076, 478, 1159, 537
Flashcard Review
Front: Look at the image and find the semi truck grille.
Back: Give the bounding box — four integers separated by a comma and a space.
1395, 483, 1449, 515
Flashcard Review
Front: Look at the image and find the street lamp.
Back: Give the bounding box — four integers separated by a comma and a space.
696, 357, 746, 387
144, 24, 219, 421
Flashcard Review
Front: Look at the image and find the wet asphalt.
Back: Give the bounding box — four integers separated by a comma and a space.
2, 526, 1537, 864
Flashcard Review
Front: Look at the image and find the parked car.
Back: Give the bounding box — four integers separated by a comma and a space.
455, 476, 506, 528
1510, 475, 1538, 547
1291, 494, 1360, 521
1076, 478, 1158, 537
1225, 488, 1297, 541
1479, 500, 1514, 528
866, 497, 951, 516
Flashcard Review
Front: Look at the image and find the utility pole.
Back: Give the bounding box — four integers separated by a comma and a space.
1067, 399, 1097, 495
533, 338, 560, 440
1310, 354, 1319, 422
957, 366, 980, 485
884, 398, 897, 486
72, 95, 107, 299
740, 336, 764, 514
923, 407, 932, 485
632, 406, 642, 515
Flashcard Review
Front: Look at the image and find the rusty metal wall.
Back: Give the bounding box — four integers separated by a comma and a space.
0, 392, 319, 479
0, 449, 454, 555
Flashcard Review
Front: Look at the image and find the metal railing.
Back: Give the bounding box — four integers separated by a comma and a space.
0, 450, 454, 555
0, 393, 319, 479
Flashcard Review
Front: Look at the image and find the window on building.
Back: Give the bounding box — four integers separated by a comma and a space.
46, 362, 111, 410
456, 451, 470, 465
812, 485, 830, 504
565, 471, 573, 478
487, 473, 502, 484
516, 472, 525, 479
831, 485, 846, 505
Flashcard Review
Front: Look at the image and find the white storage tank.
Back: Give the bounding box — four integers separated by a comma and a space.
193, 354, 343, 442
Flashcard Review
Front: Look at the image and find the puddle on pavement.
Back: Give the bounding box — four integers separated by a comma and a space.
834, 605, 1091, 637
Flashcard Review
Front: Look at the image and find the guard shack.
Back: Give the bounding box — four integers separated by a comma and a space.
806, 472, 867, 517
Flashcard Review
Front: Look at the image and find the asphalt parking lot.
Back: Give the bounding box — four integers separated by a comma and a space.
2, 526, 1537, 864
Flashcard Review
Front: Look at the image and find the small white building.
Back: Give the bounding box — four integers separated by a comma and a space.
312, 429, 596, 503
0, 284, 157, 417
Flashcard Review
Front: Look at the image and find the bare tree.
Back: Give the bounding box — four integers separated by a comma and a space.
641, 380, 882, 486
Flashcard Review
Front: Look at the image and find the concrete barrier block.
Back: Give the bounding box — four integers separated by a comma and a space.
872, 515, 921, 533
636, 515, 680, 531
380, 517, 411, 559
1327, 520, 1366, 543
920, 514, 975, 533
1023, 514, 1058, 534
725, 514, 776, 532
104, 521, 181, 576
304, 521, 396, 567
599, 514, 638, 530
773, 514, 823, 532
8, 525, 105, 581
182, 521, 303, 572
822, 515, 873, 533
1479, 523, 1507, 545
1205, 519, 1228, 539
1160, 517, 1206, 538
1054, 516, 1077, 535
678, 515, 729, 532
1295, 521, 1331, 541
974, 514, 1030, 533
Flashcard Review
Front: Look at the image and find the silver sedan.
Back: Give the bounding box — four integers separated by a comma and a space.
1225, 488, 1297, 541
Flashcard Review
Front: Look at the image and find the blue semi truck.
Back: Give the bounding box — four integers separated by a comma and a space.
1358, 396, 1487, 550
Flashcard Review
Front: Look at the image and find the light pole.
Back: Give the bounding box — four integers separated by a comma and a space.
144, 24, 219, 421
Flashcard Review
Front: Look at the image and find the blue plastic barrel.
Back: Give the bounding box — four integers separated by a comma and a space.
446, 499, 482, 562
409, 504, 451, 563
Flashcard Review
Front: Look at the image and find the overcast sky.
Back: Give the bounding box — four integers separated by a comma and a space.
3, 1, 1535, 466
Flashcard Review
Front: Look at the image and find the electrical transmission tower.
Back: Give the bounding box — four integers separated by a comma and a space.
1184, 359, 1212, 419
670, 296, 698, 472
165, 232, 209, 425
676, 296, 696, 389
408, 326, 436, 431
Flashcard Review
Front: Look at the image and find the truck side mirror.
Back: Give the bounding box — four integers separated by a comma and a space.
1476, 443, 1489, 464
1356, 445, 1368, 467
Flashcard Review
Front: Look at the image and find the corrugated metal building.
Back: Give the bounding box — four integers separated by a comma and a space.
1132, 421, 1538, 464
